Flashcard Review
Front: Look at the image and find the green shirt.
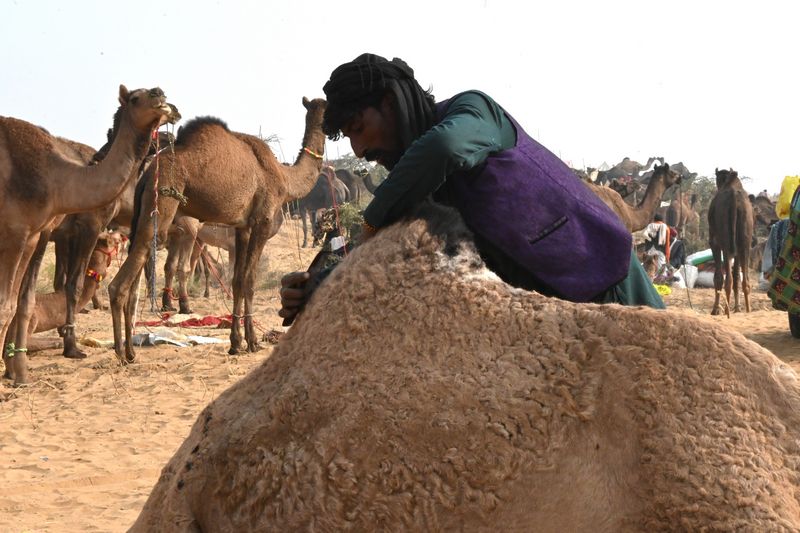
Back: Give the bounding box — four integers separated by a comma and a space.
363, 90, 516, 228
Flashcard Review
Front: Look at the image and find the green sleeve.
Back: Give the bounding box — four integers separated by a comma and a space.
363, 91, 515, 228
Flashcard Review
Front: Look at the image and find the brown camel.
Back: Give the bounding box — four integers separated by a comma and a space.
132, 204, 800, 531
0, 85, 173, 384
29, 233, 121, 335
159, 216, 203, 314
158, 218, 240, 315
50, 117, 181, 359
109, 97, 327, 362
586, 162, 681, 232
296, 167, 350, 247
749, 193, 777, 239
708, 168, 754, 316
359, 168, 381, 194
665, 190, 700, 237
596, 156, 659, 184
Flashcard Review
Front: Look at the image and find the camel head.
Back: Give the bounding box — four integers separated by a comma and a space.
117, 84, 174, 134
88, 232, 122, 280
652, 162, 682, 188
715, 168, 740, 189
302, 96, 327, 131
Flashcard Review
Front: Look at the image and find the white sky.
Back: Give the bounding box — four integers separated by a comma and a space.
2, 0, 798, 194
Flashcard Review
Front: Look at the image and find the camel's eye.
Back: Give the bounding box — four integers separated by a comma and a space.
131, 96, 139, 104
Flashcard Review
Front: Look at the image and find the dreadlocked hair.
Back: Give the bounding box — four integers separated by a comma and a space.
322, 53, 436, 151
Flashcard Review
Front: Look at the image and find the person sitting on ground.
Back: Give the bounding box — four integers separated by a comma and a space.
279, 53, 664, 322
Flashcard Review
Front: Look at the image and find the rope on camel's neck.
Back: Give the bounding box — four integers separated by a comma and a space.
149, 129, 160, 313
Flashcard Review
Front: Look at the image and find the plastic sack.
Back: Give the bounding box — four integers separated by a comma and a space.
776, 175, 800, 219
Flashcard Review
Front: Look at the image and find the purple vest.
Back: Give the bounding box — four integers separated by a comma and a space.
437, 99, 632, 302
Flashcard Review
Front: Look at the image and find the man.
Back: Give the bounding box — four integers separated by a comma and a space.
280, 53, 664, 322
643, 213, 670, 262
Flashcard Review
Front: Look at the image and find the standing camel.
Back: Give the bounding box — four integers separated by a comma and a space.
665, 190, 700, 237
109, 97, 327, 362
708, 168, 754, 316
50, 119, 180, 359
0, 85, 173, 384
585, 163, 681, 232
296, 167, 350, 247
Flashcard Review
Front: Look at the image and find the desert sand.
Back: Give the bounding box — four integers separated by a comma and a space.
1, 218, 797, 532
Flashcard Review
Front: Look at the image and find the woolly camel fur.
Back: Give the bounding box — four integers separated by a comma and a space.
109, 97, 327, 362
133, 204, 800, 532
0, 85, 173, 384
708, 168, 754, 316
586, 162, 681, 232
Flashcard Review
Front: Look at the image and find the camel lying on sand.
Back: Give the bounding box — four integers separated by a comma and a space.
29, 232, 121, 334
132, 204, 800, 532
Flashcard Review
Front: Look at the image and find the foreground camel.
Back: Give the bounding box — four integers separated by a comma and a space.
109, 97, 327, 361
586, 162, 681, 232
132, 204, 800, 531
708, 168, 754, 316
0, 85, 173, 384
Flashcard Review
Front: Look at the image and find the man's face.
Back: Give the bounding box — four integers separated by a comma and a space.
341, 95, 403, 170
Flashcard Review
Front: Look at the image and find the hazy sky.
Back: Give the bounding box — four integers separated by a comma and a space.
3, 0, 798, 194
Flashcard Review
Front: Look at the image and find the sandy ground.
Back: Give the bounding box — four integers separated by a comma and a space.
1, 219, 798, 532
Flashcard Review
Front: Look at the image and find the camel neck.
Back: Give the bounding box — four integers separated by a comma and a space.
53, 114, 152, 216
283, 126, 326, 200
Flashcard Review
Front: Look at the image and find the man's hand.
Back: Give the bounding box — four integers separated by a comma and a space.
278, 271, 311, 322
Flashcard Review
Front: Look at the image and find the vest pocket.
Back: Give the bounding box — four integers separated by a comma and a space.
528, 216, 568, 245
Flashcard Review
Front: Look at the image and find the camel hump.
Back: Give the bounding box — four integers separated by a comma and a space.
176, 116, 229, 146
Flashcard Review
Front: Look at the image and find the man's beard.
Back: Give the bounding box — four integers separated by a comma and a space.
364, 149, 402, 171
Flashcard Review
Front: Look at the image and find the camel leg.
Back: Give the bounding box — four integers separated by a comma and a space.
53, 230, 69, 291
710, 247, 724, 316
229, 227, 251, 355
109, 189, 180, 363
722, 256, 733, 318
10, 231, 53, 385
242, 223, 272, 353
1, 232, 36, 381
201, 249, 211, 298
741, 255, 752, 313
301, 208, 309, 248
175, 219, 200, 315
731, 258, 742, 313
161, 240, 179, 312
62, 223, 103, 359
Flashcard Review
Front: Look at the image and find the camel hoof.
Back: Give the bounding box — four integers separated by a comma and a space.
228, 346, 242, 356
161, 304, 177, 313
247, 342, 262, 353
711, 308, 720, 316
13, 380, 31, 388
179, 305, 193, 315
3, 370, 14, 380
63, 350, 88, 360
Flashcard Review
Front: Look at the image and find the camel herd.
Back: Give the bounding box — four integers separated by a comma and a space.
3, 89, 799, 528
